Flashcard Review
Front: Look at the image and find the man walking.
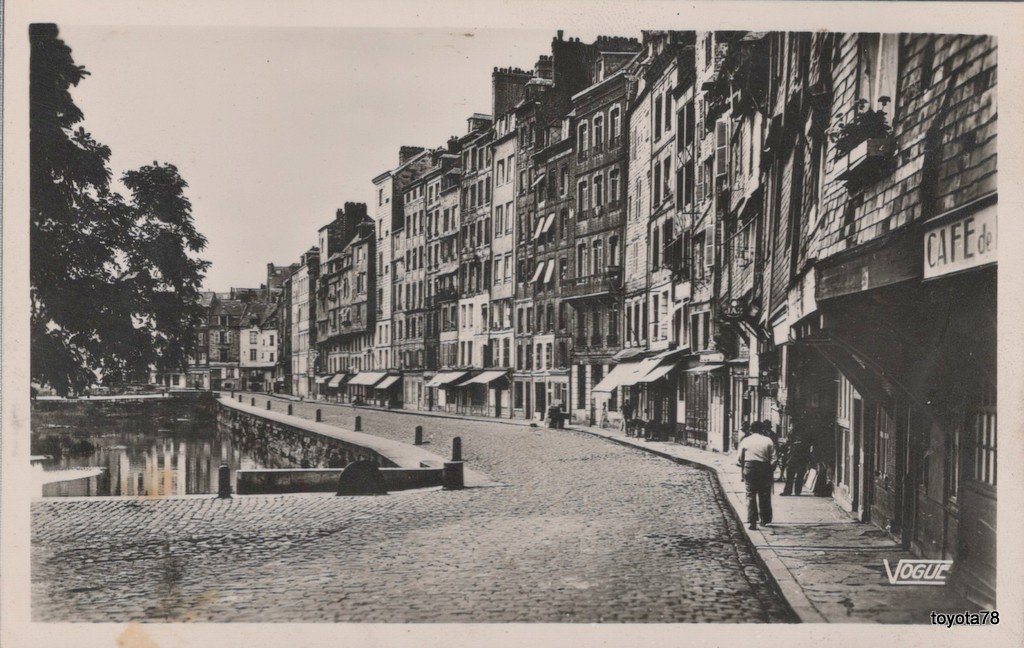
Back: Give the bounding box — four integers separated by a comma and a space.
781, 436, 811, 496
738, 421, 776, 530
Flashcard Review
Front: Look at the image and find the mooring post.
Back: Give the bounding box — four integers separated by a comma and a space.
238, 395, 243, 403
287, 403, 293, 415
415, 425, 424, 445
218, 463, 231, 499
316, 409, 322, 422
354, 415, 362, 432
231, 390, 235, 398
266, 400, 271, 410
452, 436, 462, 462
250, 397, 255, 406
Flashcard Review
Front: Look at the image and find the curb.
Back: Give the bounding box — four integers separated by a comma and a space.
566, 425, 827, 624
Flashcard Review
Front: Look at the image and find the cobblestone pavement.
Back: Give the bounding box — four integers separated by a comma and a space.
32, 397, 795, 623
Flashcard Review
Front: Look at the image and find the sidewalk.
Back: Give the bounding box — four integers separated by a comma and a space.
565, 422, 970, 623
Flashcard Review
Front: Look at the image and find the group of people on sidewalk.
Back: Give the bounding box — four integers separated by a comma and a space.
736, 421, 815, 531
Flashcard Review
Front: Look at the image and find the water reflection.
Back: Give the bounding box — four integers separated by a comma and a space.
33, 406, 301, 497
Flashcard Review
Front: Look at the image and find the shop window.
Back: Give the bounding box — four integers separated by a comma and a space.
973, 382, 997, 487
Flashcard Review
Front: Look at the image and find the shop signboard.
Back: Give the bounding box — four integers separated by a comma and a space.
924, 204, 996, 279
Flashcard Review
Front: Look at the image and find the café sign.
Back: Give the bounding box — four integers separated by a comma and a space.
923, 204, 996, 279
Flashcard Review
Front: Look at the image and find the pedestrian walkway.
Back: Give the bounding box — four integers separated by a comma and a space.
564, 421, 972, 623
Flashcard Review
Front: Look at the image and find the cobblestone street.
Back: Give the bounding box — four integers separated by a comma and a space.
32, 399, 794, 622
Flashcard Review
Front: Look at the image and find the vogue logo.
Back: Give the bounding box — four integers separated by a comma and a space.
883, 559, 953, 585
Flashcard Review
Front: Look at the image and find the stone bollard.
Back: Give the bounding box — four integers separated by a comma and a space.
250, 397, 255, 406
316, 409, 322, 422
218, 463, 231, 498
266, 400, 272, 410
238, 395, 243, 403
354, 415, 362, 432
442, 461, 464, 490
452, 436, 462, 462
231, 390, 235, 398
287, 404, 293, 415
415, 425, 424, 445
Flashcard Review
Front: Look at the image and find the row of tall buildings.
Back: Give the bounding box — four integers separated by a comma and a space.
159, 30, 997, 604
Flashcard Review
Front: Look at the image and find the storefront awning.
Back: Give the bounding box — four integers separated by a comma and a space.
636, 362, 680, 384
612, 347, 645, 362
375, 374, 402, 390
327, 373, 349, 388
348, 371, 387, 387
426, 371, 470, 388
593, 361, 643, 393
684, 363, 725, 374
315, 375, 329, 384
463, 370, 509, 386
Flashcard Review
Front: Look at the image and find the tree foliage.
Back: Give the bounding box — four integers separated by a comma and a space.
30, 24, 210, 395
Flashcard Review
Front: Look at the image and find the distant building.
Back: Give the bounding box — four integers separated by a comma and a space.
289, 248, 320, 398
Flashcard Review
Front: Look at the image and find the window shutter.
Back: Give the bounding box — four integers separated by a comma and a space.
704, 219, 715, 269
715, 119, 729, 178
696, 163, 705, 203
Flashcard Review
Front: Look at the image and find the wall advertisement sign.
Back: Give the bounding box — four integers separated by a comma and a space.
923, 204, 996, 279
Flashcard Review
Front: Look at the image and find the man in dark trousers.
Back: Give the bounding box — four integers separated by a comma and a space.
781, 436, 811, 496
737, 421, 776, 530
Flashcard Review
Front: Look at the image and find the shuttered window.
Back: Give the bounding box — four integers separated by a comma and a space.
715, 119, 730, 178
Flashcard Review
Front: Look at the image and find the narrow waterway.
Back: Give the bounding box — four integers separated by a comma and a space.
31, 397, 308, 496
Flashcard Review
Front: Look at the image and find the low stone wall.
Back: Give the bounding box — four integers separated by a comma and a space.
217, 404, 397, 470
236, 467, 443, 494
32, 390, 216, 418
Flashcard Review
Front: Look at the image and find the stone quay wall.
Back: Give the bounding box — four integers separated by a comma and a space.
216, 402, 398, 470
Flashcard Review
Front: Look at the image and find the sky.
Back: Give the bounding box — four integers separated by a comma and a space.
57, 25, 619, 291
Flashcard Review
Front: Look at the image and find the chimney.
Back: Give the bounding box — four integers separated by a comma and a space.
534, 54, 553, 80
556, 30, 564, 41
492, 66, 532, 119
399, 146, 425, 165
447, 136, 460, 153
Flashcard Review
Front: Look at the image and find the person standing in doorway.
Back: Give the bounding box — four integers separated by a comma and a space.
621, 398, 634, 435
738, 421, 776, 530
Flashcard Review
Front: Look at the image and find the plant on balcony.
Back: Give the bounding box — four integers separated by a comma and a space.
828, 98, 892, 159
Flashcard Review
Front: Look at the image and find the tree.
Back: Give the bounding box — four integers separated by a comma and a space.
30, 24, 209, 395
